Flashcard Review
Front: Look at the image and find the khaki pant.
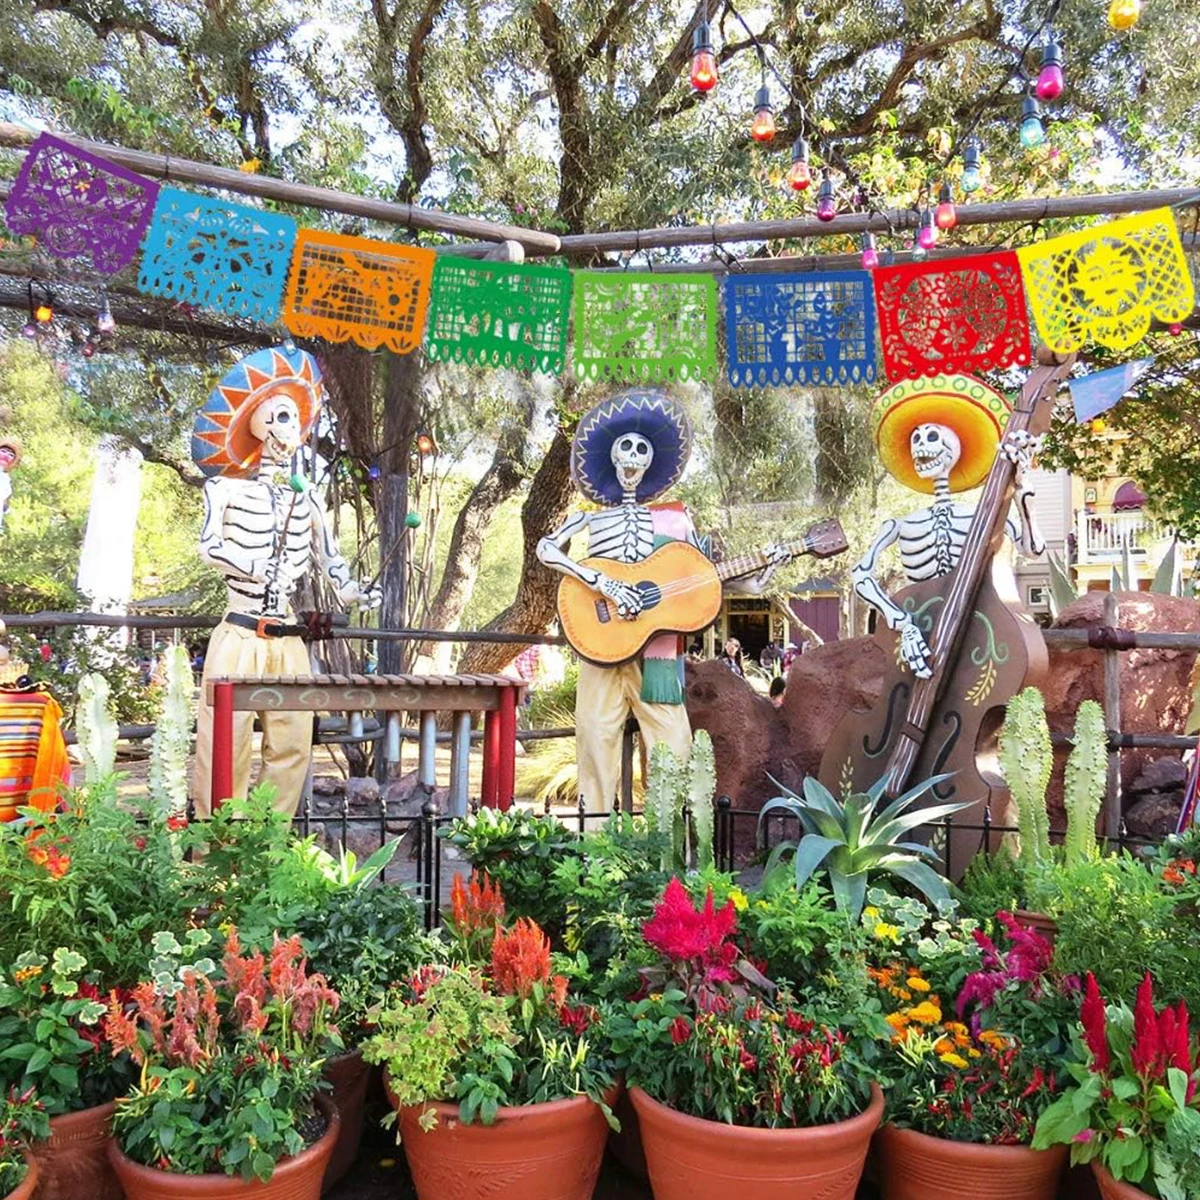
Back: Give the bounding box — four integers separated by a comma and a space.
192, 620, 313, 819
575, 659, 692, 814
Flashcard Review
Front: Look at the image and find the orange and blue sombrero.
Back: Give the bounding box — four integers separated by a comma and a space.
191, 345, 323, 478
571, 390, 693, 506
872, 373, 1012, 495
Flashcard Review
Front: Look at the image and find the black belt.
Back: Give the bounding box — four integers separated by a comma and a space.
224, 612, 308, 638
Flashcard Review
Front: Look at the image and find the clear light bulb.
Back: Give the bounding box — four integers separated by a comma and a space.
961, 139, 983, 194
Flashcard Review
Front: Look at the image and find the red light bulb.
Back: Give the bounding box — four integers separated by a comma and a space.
935, 183, 957, 231
690, 23, 717, 92
786, 138, 811, 191
750, 84, 775, 142
860, 232, 879, 269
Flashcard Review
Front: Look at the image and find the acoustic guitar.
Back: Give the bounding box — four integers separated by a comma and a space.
557, 518, 849, 666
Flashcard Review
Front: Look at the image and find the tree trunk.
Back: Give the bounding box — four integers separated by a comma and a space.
457, 422, 576, 676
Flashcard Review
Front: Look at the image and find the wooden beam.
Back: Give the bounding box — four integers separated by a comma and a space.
0, 123, 563, 256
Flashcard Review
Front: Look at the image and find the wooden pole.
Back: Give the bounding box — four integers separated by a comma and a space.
0, 123, 562, 256
1102, 590, 1123, 839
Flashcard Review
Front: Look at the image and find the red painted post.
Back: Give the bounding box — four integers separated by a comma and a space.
481, 709, 500, 809
497, 685, 517, 812
211, 680, 235, 811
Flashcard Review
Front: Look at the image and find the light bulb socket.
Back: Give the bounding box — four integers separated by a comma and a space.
963, 138, 982, 172
817, 176, 834, 202
1022, 95, 1042, 121
790, 137, 809, 165
938, 182, 953, 205
692, 21, 713, 53
1041, 38, 1063, 69
753, 84, 773, 115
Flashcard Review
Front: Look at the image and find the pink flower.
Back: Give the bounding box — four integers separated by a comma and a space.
1131, 973, 1161, 1078
642, 878, 738, 962
1080, 973, 1110, 1073
1073, 1129, 1096, 1144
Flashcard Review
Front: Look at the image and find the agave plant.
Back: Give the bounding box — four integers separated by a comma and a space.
758, 773, 970, 922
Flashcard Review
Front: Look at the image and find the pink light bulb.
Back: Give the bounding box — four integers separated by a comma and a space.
918, 222, 937, 250
1036, 62, 1064, 101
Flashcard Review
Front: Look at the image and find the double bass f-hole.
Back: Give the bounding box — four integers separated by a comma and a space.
863, 681, 910, 759
929, 711, 962, 799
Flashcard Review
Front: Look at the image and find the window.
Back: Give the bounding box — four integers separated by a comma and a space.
1027, 585, 1049, 606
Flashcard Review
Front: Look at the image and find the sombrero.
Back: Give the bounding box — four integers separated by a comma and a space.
191, 345, 323, 478
872, 373, 1011, 495
571, 390, 692, 506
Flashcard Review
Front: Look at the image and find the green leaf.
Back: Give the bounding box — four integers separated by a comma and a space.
1166, 1066, 1189, 1111
885, 859, 950, 907
25, 1047, 51, 1074
1033, 1093, 1091, 1148
791, 834, 841, 889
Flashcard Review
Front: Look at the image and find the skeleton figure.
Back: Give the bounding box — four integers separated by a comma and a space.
539, 394, 791, 813
192, 347, 378, 820
852, 421, 1043, 679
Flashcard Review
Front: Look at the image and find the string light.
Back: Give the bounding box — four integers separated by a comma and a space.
917, 209, 938, 250
750, 81, 776, 142
911, 237, 928, 262
860, 232, 879, 269
935, 183, 958, 230
1036, 36, 1064, 101
1107, 0, 1141, 30
786, 138, 812, 191
690, 18, 718, 92
96, 292, 116, 335
815, 174, 836, 222
34, 299, 53, 324
1019, 96, 1046, 148
961, 139, 984, 194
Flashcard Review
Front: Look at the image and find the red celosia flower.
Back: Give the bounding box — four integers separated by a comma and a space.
1172, 1001, 1193, 1080
449, 870, 506, 940
559, 1004, 595, 1036
642, 878, 737, 963
166, 815, 188, 832
1080, 973, 1110, 1073
669, 1016, 692, 1045
490, 918, 551, 999
1130, 972, 1161, 1078
222, 929, 267, 1007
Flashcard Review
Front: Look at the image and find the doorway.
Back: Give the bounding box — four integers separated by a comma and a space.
728, 612, 770, 663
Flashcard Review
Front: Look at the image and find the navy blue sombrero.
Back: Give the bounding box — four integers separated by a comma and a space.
571, 390, 693, 506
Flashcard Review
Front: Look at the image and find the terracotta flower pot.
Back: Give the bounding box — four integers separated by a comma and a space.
321, 1049, 370, 1193
1093, 1162, 1154, 1200
3, 1153, 38, 1200
1013, 909, 1058, 945
875, 1122, 1068, 1200
31, 1101, 122, 1200
628, 1082, 884, 1200
386, 1078, 617, 1200
106, 1095, 339, 1200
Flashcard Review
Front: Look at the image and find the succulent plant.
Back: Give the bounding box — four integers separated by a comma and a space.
999, 686, 1052, 876
644, 730, 716, 873
75, 671, 118, 784
148, 644, 193, 816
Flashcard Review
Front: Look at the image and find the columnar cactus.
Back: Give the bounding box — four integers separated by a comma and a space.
644, 733, 716, 873
149, 644, 193, 817
1063, 700, 1106, 865
687, 730, 716, 871
76, 672, 118, 784
998, 686, 1052, 874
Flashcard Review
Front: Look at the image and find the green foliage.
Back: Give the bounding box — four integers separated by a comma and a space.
524, 663, 578, 730
75, 672, 118, 784
958, 849, 1026, 924
0, 785, 190, 990
1064, 701, 1106, 866
759, 773, 968, 923
0, 1083, 49, 1193
0, 948, 132, 1115
999, 688, 1053, 877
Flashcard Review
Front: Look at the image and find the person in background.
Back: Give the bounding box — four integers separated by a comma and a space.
769, 676, 786, 708
759, 640, 782, 671
687, 638, 704, 659
717, 637, 745, 678
782, 641, 799, 672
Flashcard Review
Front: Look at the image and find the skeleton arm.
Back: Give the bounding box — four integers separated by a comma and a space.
1001, 430, 1045, 557
198, 479, 269, 580
852, 517, 932, 679
537, 511, 646, 616
310, 490, 379, 608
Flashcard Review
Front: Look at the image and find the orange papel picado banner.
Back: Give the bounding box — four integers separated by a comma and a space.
281, 228, 436, 354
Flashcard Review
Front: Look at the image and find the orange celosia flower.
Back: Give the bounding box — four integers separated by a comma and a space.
551, 974, 569, 1008
490, 918, 551, 999
450, 870, 507, 939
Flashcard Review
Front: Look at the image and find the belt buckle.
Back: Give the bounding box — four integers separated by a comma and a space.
255, 617, 278, 638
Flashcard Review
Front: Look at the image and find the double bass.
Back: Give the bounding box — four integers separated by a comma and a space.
819, 348, 1076, 868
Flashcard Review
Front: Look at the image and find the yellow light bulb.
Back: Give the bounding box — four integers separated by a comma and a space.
1108, 0, 1141, 31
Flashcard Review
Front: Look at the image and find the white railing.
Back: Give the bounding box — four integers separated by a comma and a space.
1074, 509, 1176, 564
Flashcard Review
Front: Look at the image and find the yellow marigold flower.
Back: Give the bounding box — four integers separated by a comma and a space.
939, 1052, 969, 1069
895, 988, 913, 1002
884, 1012, 909, 1030
873, 922, 901, 943
908, 977, 931, 992
978, 1030, 1008, 1050
934, 1037, 954, 1054
864, 906, 880, 920
907, 1001, 943, 1025
943, 1021, 969, 1036
13, 966, 43, 984
238, 158, 262, 173
967, 1048, 981, 1058
728, 888, 749, 912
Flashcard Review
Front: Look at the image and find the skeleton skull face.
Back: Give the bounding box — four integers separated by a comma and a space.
249, 395, 303, 458
910, 423, 961, 481
611, 433, 654, 494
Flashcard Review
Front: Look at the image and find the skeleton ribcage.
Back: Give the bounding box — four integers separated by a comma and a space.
899, 503, 974, 582
211, 484, 313, 611
585, 504, 656, 563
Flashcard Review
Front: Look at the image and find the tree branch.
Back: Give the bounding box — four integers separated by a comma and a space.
31, 0, 182, 48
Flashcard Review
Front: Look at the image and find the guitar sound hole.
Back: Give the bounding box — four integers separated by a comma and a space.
636, 581, 662, 610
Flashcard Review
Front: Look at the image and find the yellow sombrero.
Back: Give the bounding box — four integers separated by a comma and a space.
872, 373, 1011, 495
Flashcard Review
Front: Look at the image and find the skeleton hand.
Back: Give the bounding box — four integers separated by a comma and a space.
595, 573, 644, 619
750, 542, 793, 590
898, 618, 933, 679
338, 580, 382, 610
1001, 430, 1043, 485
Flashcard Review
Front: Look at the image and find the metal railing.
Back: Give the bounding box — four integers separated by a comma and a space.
1073, 509, 1176, 563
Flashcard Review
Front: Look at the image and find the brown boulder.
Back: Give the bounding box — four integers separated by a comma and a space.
1124, 792, 1184, 839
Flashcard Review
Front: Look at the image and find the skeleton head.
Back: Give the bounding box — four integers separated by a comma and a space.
611, 432, 654, 495
249, 394, 303, 459
910, 423, 961, 481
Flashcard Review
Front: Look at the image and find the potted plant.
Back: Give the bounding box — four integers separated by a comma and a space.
1033, 972, 1200, 1200
363, 883, 618, 1200
871, 915, 1075, 1200
102, 928, 342, 1199
0, 948, 133, 1200
607, 878, 882, 1200
0, 1086, 50, 1200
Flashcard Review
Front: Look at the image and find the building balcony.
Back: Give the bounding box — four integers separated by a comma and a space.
1073, 509, 1194, 566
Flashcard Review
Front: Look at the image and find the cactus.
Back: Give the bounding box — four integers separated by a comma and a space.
1064, 700, 1106, 865
75, 672, 118, 784
149, 645, 193, 817
687, 730, 716, 870
999, 686, 1052, 875
644, 741, 681, 871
